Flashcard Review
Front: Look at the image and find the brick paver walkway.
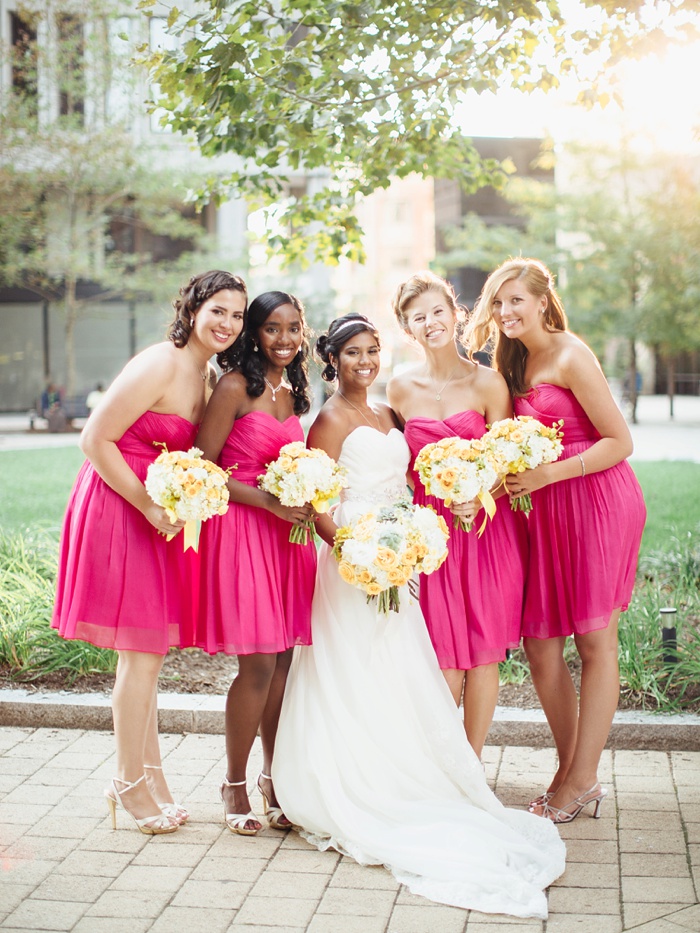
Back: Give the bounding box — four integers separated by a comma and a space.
1, 727, 699, 932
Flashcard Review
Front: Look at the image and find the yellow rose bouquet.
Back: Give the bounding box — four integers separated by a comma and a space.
258, 441, 348, 545
332, 500, 449, 615
145, 445, 230, 551
414, 436, 499, 533
483, 416, 564, 514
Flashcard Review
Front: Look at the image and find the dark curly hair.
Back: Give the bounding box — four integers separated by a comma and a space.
167, 270, 248, 347
220, 290, 312, 416
315, 314, 381, 382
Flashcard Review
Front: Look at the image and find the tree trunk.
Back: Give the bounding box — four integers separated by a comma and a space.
64, 276, 78, 398
628, 338, 638, 425
667, 356, 675, 421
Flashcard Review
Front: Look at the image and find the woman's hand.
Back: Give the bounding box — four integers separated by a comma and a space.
266, 499, 316, 527
449, 498, 481, 523
505, 464, 552, 500
142, 502, 186, 536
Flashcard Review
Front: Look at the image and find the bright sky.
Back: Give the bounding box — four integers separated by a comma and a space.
456, 38, 700, 155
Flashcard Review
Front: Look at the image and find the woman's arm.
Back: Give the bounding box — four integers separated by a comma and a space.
307, 405, 350, 546
80, 345, 184, 533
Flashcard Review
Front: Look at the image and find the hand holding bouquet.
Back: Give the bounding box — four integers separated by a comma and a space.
414, 436, 498, 533
483, 416, 564, 514
258, 441, 348, 544
145, 445, 231, 550
332, 500, 449, 615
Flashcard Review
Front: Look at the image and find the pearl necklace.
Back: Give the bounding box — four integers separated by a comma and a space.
187, 344, 207, 382
430, 363, 460, 401
338, 391, 381, 430
264, 376, 291, 402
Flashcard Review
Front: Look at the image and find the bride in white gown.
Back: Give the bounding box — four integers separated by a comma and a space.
273, 315, 565, 919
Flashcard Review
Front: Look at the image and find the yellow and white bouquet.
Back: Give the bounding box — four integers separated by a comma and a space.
332, 500, 449, 615
483, 416, 564, 514
414, 436, 499, 533
258, 441, 348, 544
145, 445, 230, 551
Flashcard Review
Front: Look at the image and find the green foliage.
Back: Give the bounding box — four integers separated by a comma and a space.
141, 0, 700, 265
632, 462, 700, 556
0, 529, 117, 682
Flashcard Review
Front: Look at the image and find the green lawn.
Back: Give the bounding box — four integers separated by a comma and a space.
0, 447, 85, 534
0, 447, 698, 558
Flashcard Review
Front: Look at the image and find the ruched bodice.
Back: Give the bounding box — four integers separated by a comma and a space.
336, 427, 410, 519
219, 411, 303, 482
116, 411, 198, 477
515, 384, 599, 447
402, 409, 526, 669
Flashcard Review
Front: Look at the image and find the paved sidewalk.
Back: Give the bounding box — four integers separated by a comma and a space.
1, 728, 699, 933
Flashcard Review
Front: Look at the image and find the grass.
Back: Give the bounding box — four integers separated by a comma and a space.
0, 447, 699, 707
0, 447, 85, 534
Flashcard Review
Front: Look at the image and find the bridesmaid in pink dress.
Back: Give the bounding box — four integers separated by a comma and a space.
468, 257, 645, 823
52, 270, 247, 833
387, 271, 527, 759
196, 291, 316, 836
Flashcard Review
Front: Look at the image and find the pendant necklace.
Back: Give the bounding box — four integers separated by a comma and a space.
264, 376, 291, 402
338, 391, 381, 430
430, 363, 460, 401
187, 344, 208, 382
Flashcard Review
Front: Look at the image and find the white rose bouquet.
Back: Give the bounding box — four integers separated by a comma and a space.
145, 445, 230, 550
332, 500, 449, 615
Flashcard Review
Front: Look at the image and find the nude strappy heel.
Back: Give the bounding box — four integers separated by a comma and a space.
220, 777, 261, 835
144, 764, 190, 824
105, 775, 178, 835
257, 772, 292, 830
535, 783, 608, 824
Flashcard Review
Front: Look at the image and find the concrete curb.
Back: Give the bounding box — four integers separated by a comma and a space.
2, 688, 700, 750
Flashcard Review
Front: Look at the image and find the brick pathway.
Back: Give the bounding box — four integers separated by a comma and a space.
1, 727, 699, 932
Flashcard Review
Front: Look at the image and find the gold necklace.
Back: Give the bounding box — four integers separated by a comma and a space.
264, 376, 291, 402
187, 344, 207, 382
429, 363, 460, 401
338, 391, 381, 430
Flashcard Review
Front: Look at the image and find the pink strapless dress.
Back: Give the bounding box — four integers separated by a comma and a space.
197, 411, 316, 655
52, 411, 199, 654
404, 411, 528, 669
515, 384, 646, 638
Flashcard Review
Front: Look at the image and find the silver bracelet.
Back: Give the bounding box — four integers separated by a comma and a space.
577, 453, 586, 478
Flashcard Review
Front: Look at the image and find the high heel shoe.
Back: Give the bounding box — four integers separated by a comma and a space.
220, 778, 261, 835
257, 772, 292, 830
104, 775, 179, 835
144, 764, 190, 824
536, 783, 608, 824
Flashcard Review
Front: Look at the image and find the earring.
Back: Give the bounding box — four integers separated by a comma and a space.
190, 316, 195, 326
252, 340, 258, 351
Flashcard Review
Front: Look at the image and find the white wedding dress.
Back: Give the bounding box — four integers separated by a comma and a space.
273, 427, 565, 919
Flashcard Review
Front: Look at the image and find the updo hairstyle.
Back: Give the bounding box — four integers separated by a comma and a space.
315, 314, 381, 383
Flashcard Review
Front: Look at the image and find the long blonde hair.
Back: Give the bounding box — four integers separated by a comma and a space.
467, 258, 568, 396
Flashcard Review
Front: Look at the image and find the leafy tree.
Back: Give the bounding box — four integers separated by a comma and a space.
141, 0, 700, 265
436, 142, 700, 423
0, 0, 214, 396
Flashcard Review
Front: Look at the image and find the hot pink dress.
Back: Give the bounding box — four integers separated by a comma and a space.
197, 411, 316, 655
52, 411, 199, 654
404, 411, 528, 669
515, 384, 646, 638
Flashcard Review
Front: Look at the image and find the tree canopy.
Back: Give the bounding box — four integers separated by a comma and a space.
142, 0, 700, 264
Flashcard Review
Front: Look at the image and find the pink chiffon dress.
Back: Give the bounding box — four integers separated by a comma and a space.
404, 411, 528, 669
52, 411, 200, 654
197, 410, 316, 655
514, 384, 646, 638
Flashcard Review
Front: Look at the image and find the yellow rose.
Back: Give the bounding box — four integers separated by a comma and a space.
366, 582, 383, 596
387, 567, 411, 586
338, 561, 357, 585
375, 547, 399, 571
357, 569, 373, 586
436, 469, 457, 492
